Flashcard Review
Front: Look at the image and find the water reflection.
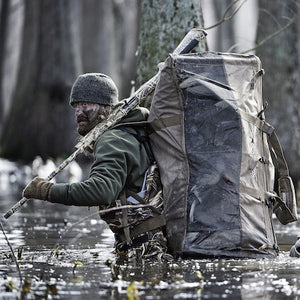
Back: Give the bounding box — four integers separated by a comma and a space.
0, 173, 299, 298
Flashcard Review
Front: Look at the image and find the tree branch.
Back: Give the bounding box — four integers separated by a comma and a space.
242, 14, 296, 54
204, 0, 247, 30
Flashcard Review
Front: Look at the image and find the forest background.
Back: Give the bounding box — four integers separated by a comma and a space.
0, 0, 299, 187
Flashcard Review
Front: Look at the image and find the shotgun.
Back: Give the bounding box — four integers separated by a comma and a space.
4, 28, 207, 219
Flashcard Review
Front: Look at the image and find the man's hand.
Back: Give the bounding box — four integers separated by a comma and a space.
22, 177, 53, 201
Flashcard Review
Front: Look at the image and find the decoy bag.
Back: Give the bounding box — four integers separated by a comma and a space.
148, 52, 297, 258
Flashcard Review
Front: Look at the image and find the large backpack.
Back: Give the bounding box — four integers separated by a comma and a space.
148, 52, 298, 258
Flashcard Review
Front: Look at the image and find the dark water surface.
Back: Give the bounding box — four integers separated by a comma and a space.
0, 192, 299, 299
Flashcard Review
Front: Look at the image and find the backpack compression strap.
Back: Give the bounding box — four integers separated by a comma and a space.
239, 109, 297, 224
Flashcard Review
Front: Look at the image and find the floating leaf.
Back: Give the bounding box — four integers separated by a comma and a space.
126, 281, 143, 300
55, 247, 59, 258
73, 261, 84, 273
6, 280, 18, 292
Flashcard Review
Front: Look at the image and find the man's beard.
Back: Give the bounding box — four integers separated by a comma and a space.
77, 110, 110, 136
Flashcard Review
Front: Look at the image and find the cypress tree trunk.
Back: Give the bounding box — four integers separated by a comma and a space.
0, 0, 24, 138
0, 0, 140, 162
0, 0, 9, 128
80, 0, 139, 98
136, 0, 206, 99
0, 0, 80, 161
256, 0, 300, 181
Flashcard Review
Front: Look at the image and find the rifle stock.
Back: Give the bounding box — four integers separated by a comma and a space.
4, 28, 207, 219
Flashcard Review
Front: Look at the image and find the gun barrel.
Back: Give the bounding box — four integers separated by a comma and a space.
4, 197, 28, 219
3, 147, 83, 219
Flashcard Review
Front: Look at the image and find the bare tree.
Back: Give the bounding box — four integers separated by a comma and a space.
201, 0, 259, 53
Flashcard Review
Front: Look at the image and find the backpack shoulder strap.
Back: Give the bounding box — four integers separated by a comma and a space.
116, 123, 155, 163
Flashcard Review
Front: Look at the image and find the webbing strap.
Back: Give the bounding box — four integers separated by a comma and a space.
240, 184, 296, 224
119, 193, 131, 244
269, 131, 289, 177
238, 109, 274, 135
238, 109, 289, 177
250, 69, 264, 89
126, 190, 162, 215
117, 125, 155, 163
149, 115, 181, 132
118, 215, 166, 242
240, 185, 277, 203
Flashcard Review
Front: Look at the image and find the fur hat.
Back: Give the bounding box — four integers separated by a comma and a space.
70, 73, 118, 106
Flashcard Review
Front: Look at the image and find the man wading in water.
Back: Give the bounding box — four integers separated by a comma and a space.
22, 73, 168, 260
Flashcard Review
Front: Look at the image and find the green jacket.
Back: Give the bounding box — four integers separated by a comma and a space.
50, 106, 150, 206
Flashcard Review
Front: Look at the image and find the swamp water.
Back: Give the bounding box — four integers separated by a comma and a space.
0, 191, 299, 299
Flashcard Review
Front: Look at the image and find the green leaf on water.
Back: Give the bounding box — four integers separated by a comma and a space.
5, 280, 18, 292
55, 247, 59, 258
73, 261, 84, 273
127, 281, 143, 300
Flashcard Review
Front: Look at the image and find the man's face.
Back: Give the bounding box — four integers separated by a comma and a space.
73, 102, 108, 136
